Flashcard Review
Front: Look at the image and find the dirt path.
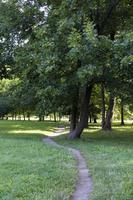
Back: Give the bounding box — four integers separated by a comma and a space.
43, 135, 93, 200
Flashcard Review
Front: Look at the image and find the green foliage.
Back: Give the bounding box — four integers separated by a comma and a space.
0, 0, 133, 126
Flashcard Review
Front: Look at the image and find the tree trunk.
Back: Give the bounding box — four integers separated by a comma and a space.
101, 83, 106, 129
68, 85, 93, 139
89, 115, 92, 123
59, 114, 62, 122
70, 108, 78, 132
42, 116, 45, 121
39, 115, 42, 121
23, 114, 26, 121
70, 89, 79, 132
94, 117, 97, 123
54, 112, 56, 122
103, 93, 114, 130
121, 99, 125, 126
102, 32, 115, 130
85, 114, 89, 128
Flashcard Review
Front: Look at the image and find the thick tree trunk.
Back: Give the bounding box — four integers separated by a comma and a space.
101, 83, 106, 129
121, 99, 125, 126
68, 85, 93, 139
70, 107, 78, 132
85, 114, 89, 128
103, 93, 114, 130
70, 88, 79, 132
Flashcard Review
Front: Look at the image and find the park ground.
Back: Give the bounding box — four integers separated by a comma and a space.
0, 120, 133, 200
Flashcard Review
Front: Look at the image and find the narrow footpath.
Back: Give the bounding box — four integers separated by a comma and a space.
43, 132, 93, 200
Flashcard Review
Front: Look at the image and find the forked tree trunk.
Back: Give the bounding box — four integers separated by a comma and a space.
121, 99, 125, 126
101, 83, 106, 129
103, 93, 114, 130
68, 85, 93, 139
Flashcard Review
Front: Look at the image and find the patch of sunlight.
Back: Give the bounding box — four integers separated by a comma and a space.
8, 129, 67, 137
9, 130, 48, 134
114, 127, 133, 132
126, 160, 133, 165
85, 128, 100, 133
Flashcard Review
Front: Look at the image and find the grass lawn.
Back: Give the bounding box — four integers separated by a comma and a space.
0, 120, 133, 200
0, 120, 77, 200
56, 123, 133, 200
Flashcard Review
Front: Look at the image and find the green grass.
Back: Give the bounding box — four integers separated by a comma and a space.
55, 123, 133, 200
0, 120, 133, 200
0, 120, 77, 200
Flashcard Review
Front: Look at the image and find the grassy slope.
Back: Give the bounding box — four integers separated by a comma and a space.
0, 120, 77, 200
56, 124, 133, 200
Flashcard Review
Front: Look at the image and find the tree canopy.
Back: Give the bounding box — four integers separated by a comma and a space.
0, 0, 133, 138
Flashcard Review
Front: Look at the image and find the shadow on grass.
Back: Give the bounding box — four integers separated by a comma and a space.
0, 120, 132, 146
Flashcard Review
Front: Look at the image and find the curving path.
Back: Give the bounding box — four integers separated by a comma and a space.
43, 134, 93, 200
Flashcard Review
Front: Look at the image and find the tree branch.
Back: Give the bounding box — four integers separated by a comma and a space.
99, 0, 121, 34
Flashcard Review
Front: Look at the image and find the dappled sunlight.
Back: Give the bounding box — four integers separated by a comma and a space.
0, 121, 68, 138
114, 127, 133, 132
126, 160, 133, 165
49, 130, 68, 137
8, 129, 68, 137
8, 129, 51, 135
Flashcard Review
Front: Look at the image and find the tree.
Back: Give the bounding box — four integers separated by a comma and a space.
0, 0, 133, 139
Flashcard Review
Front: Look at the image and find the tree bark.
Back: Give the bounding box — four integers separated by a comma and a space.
68, 85, 93, 139
85, 114, 89, 128
54, 112, 56, 122
42, 116, 45, 121
101, 83, 106, 129
103, 93, 114, 130
89, 115, 92, 123
70, 88, 79, 132
121, 99, 125, 126
94, 117, 97, 123
70, 105, 78, 132
23, 114, 26, 121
